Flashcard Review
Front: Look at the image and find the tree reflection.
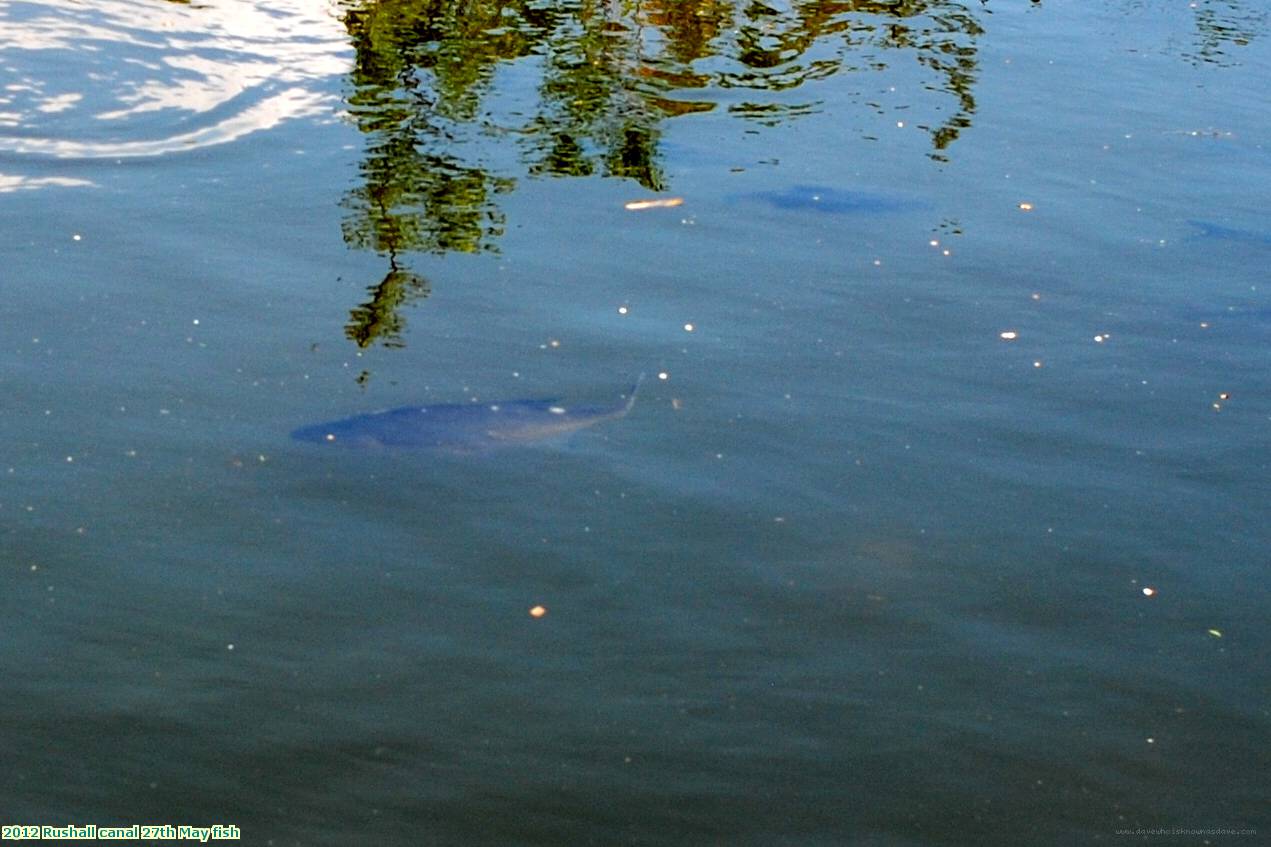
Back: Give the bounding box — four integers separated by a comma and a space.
345, 255, 431, 349
335, 0, 988, 346
1185, 0, 1264, 66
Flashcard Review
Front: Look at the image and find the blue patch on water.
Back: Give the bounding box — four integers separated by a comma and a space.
292, 383, 639, 451
737, 184, 925, 214
1188, 219, 1271, 246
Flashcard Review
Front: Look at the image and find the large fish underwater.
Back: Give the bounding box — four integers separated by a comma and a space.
291, 378, 641, 452
1188, 220, 1271, 247
738, 184, 926, 215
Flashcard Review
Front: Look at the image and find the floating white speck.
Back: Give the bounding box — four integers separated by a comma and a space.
657, 372, 669, 380
1142, 587, 1156, 597
549, 406, 566, 415
1000, 331, 1018, 340
684, 323, 694, 332
1019, 202, 1034, 211
324, 433, 335, 442
618, 306, 628, 315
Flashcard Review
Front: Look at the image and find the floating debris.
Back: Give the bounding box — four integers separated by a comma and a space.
1207, 629, 1222, 638
1019, 202, 1034, 211
1142, 587, 1156, 597
624, 197, 684, 211
1000, 330, 1018, 341
529, 605, 547, 618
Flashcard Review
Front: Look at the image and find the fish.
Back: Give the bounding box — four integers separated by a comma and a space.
1188, 220, 1271, 247
738, 184, 925, 214
291, 378, 641, 452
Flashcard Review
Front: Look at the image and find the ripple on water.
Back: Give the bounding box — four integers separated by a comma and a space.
0, 0, 351, 159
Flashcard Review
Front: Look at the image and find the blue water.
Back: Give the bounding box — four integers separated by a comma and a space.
2, 0, 1268, 844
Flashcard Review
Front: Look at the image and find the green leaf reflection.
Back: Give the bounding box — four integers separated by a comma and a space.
336, 0, 987, 346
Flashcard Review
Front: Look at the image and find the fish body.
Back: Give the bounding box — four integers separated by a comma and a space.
1188, 220, 1271, 246
741, 184, 923, 214
292, 381, 640, 452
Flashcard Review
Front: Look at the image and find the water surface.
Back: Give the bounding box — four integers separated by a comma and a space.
1, 0, 1267, 844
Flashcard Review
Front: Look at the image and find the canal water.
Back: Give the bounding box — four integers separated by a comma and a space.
1, 0, 1267, 844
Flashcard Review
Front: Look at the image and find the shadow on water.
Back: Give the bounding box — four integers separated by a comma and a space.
332, 0, 990, 351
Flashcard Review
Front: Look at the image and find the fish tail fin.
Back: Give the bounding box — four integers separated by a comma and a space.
621, 373, 646, 412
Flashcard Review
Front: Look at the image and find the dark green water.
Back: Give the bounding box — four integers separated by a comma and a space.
1, 0, 1267, 844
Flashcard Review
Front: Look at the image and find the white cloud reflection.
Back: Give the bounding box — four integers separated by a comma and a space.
0, 0, 351, 158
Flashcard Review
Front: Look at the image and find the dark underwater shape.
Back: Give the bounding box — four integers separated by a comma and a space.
1188, 220, 1271, 246
292, 380, 640, 451
739, 184, 925, 214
